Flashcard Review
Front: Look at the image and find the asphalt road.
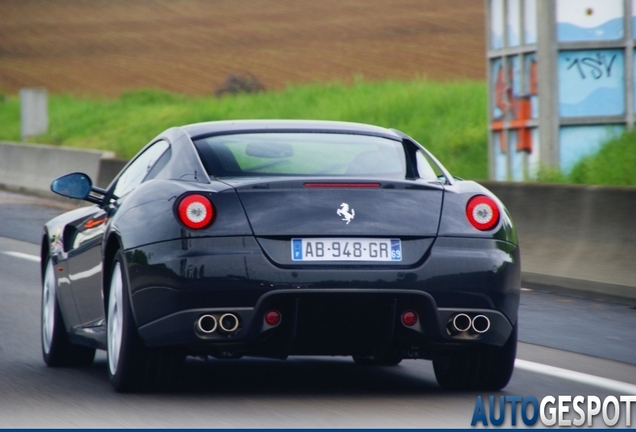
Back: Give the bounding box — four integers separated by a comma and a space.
1, 190, 635, 428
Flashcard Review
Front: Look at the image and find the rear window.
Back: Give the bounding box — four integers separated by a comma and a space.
194, 133, 409, 178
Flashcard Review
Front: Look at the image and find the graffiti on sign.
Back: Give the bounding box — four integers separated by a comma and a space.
558, 49, 624, 117
563, 52, 617, 80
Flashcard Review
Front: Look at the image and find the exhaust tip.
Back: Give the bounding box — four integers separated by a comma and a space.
196, 314, 218, 334
219, 313, 240, 333
452, 313, 472, 333
471, 314, 490, 334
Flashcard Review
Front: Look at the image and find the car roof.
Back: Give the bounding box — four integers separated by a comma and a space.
180, 119, 403, 141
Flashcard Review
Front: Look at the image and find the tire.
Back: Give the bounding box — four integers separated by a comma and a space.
107, 251, 185, 392
433, 324, 517, 391
41, 256, 96, 367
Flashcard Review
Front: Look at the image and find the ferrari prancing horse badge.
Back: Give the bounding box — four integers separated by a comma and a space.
336, 203, 355, 224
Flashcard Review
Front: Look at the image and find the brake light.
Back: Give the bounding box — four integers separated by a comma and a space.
177, 194, 214, 229
304, 183, 381, 188
466, 195, 500, 231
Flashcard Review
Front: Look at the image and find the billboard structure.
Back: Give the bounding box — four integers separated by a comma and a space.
487, 0, 634, 181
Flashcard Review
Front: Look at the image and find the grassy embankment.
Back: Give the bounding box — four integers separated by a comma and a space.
535, 132, 636, 186
0, 80, 488, 180
1, 80, 634, 185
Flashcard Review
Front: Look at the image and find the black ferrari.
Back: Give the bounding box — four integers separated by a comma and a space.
41, 120, 520, 392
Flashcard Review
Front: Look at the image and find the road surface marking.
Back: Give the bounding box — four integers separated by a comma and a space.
1, 251, 40, 263
516, 359, 636, 394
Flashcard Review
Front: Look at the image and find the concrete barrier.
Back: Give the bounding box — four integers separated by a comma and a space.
0, 141, 115, 196
483, 181, 636, 301
0, 142, 634, 301
97, 157, 128, 189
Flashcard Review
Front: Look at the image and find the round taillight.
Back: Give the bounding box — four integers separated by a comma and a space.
466, 195, 500, 231
265, 310, 281, 327
402, 311, 418, 327
177, 194, 214, 229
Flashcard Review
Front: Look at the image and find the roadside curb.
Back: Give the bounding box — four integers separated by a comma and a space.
522, 276, 636, 306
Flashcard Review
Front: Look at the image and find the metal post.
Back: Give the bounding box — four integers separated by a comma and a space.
486, 0, 496, 180
536, 0, 559, 168
20, 88, 48, 141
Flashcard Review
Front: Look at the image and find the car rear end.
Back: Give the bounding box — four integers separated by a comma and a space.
123, 123, 519, 369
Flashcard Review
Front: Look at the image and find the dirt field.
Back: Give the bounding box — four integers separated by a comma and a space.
0, 0, 486, 96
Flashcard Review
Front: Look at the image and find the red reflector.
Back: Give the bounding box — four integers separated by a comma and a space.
177, 194, 214, 230
402, 311, 418, 327
265, 310, 281, 326
466, 195, 500, 231
304, 183, 381, 188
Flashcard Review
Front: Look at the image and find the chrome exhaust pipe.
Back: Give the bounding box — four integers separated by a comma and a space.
451, 313, 472, 333
471, 314, 490, 334
196, 314, 218, 334
219, 313, 240, 333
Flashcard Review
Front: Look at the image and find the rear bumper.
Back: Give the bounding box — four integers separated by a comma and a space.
137, 289, 514, 357
127, 235, 520, 356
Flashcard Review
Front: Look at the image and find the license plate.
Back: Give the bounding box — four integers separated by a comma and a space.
291, 238, 402, 262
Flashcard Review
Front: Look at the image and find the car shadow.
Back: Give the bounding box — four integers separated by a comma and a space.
75, 355, 443, 396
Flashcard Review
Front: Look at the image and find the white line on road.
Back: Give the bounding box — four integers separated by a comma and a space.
516, 359, 636, 394
1, 251, 41, 263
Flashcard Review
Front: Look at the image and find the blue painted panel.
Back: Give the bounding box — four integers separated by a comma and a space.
559, 125, 624, 173
493, 132, 508, 181
634, 48, 636, 113
491, 0, 504, 49
527, 128, 540, 179
510, 56, 522, 97
558, 18, 624, 42
557, 0, 623, 42
525, 54, 538, 119
509, 131, 524, 182
506, 0, 521, 47
491, 58, 505, 120
524, 0, 537, 44
558, 50, 624, 117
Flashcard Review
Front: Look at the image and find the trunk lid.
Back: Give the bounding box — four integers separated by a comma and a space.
224, 177, 444, 237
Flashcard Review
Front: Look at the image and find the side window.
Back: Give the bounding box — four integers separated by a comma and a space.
415, 150, 441, 181
113, 140, 170, 198
145, 146, 172, 180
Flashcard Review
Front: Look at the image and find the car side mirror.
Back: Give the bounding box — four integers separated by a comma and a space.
51, 172, 93, 200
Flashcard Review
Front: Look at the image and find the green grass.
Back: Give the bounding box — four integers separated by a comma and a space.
4, 80, 634, 186
533, 131, 636, 187
0, 80, 489, 179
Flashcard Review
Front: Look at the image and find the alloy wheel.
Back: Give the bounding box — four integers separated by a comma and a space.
41, 259, 56, 355
107, 262, 124, 376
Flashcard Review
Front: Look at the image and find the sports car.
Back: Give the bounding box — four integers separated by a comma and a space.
41, 120, 520, 392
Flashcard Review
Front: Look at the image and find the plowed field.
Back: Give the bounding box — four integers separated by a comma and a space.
0, 0, 485, 96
